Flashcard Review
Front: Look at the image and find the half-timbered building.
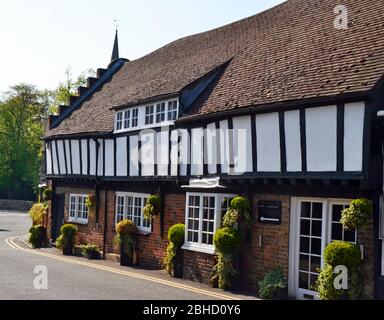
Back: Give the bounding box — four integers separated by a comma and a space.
43, 0, 384, 299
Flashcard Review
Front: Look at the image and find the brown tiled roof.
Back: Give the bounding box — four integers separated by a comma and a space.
45, 0, 384, 138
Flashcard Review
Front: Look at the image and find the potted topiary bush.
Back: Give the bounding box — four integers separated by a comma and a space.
211, 227, 240, 290
81, 244, 101, 260
57, 224, 78, 255
85, 193, 96, 217
28, 225, 47, 248
341, 198, 372, 230
114, 219, 138, 266
258, 268, 287, 299
316, 241, 362, 300
143, 195, 161, 223
163, 224, 185, 278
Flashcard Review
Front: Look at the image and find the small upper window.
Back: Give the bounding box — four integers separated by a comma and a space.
156, 103, 166, 123
168, 100, 178, 121
145, 105, 154, 125
124, 110, 130, 129
131, 108, 139, 127
116, 112, 123, 131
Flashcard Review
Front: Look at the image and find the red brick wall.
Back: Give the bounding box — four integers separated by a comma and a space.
105, 193, 186, 267
183, 250, 216, 284
54, 186, 104, 250
240, 194, 291, 292
357, 216, 375, 299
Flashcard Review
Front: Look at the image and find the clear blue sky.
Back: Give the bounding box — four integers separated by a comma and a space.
0, 0, 286, 94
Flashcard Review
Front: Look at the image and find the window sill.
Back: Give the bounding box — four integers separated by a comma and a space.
137, 230, 151, 236
66, 220, 88, 226
181, 243, 215, 255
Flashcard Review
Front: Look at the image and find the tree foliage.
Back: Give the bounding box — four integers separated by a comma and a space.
0, 67, 95, 200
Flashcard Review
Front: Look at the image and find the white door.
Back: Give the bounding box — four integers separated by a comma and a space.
289, 197, 355, 300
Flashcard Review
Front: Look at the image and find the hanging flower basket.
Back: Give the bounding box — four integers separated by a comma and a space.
340, 198, 372, 230
143, 194, 161, 223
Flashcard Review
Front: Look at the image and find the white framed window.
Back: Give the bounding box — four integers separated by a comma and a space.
156, 102, 166, 123
183, 192, 236, 254
68, 194, 88, 224
328, 202, 357, 244
115, 112, 123, 131
114, 98, 179, 133
167, 100, 178, 121
131, 108, 139, 128
145, 105, 154, 125
124, 110, 130, 128
115, 192, 151, 232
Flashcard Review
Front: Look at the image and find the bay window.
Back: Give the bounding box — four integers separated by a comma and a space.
69, 194, 88, 223
183, 193, 235, 254
115, 192, 151, 232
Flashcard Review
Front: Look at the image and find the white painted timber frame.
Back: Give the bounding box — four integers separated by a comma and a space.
45, 102, 366, 179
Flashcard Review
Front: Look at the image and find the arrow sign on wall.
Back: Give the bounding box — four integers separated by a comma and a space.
260, 217, 280, 222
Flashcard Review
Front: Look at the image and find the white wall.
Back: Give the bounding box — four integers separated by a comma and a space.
344, 102, 365, 171
104, 139, 114, 176
284, 110, 302, 172
65, 140, 72, 174
179, 129, 189, 176
116, 137, 127, 176
306, 106, 337, 172
256, 112, 281, 172
89, 139, 96, 176
56, 140, 66, 174
206, 123, 217, 174
129, 135, 139, 176
191, 128, 204, 176
219, 120, 230, 174
81, 139, 88, 175
157, 130, 169, 176
233, 116, 253, 173
170, 130, 179, 176
71, 140, 81, 175
46, 143, 52, 174
97, 139, 103, 176
51, 141, 59, 175
140, 132, 155, 176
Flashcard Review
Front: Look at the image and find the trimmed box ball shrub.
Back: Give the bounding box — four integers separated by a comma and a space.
163, 224, 185, 278
341, 198, 372, 230
213, 227, 240, 254
28, 225, 47, 248
316, 241, 362, 300
324, 241, 361, 269
59, 224, 78, 255
114, 219, 137, 266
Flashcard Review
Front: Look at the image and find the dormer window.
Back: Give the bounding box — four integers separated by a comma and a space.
156, 102, 166, 123
145, 105, 154, 125
168, 100, 178, 121
114, 97, 179, 133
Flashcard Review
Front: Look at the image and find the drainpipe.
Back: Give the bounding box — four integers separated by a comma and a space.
103, 188, 108, 259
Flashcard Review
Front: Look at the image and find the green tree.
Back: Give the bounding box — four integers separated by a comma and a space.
0, 84, 48, 199
51, 67, 95, 113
